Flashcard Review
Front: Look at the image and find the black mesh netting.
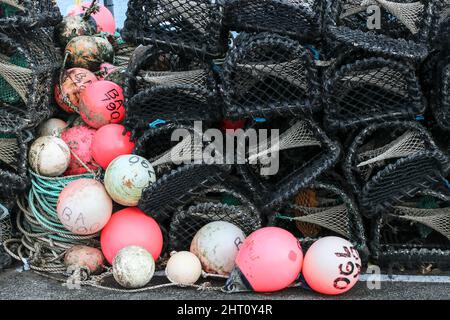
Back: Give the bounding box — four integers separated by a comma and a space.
138, 164, 231, 224
0, 29, 61, 133
0, 130, 32, 197
324, 55, 424, 131
224, 0, 323, 42
0, 200, 12, 270
121, 0, 228, 59
236, 118, 341, 211
325, 0, 448, 60
343, 121, 450, 218
271, 181, 368, 259
371, 188, 450, 269
222, 32, 320, 120
0, 0, 62, 33
432, 57, 450, 131
168, 186, 262, 251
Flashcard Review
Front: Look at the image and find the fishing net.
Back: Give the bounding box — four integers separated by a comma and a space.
224, 0, 323, 41
343, 121, 450, 217
0, 130, 32, 196
0, 0, 62, 32
123, 44, 204, 100
138, 164, 231, 224
169, 186, 262, 251
325, 0, 447, 60
0, 30, 60, 133
237, 118, 341, 211
371, 189, 450, 269
222, 33, 320, 120
121, 0, 228, 59
324, 56, 424, 131
432, 59, 450, 131
272, 181, 368, 258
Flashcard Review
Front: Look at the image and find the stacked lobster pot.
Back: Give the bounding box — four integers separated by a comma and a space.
0, 0, 62, 269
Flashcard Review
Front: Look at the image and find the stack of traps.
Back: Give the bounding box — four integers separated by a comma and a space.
0, 0, 62, 33
0, 30, 60, 133
344, 121, 450, 217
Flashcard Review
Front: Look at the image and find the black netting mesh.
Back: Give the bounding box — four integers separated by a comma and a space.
0, 200, 13, 270
138, 164, 231, 224
371, 189, 450, 269
222, 33, 320, 120
169, 186, 262, 251
236, 118, 341, 211
0, 29, 61, 133
325, 0, 447, 59
0, 130, 32, 197
432, 58, 450, 131
344, 121, 450, 217
0, 0, 62, 33
271, 181, 368, 259
121, 0, 228, 59
224, 0, 322, 41
324, 56, 424, 131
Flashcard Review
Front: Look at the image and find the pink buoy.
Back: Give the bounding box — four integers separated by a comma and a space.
98, 63, 118, 80
57, 179, 112, 235
302, 236, 361, 295
68, 2, 116, 34
78, 80, 125, 129
232, 227, 303, 293
61, 125, 98, 175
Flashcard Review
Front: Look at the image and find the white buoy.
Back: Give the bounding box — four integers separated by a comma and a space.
113, 246, 155, 289
28, 136, 71, 177
104, 155, 156, 206
166, 251, 202, 285
190, 221, 246, 275
37, 118, 68, 137
57, 178, 112, 235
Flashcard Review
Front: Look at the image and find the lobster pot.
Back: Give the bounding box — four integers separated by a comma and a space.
222, 33, 320, 120
138, 164, 231, 224
124, 45, 205, 100
324, 56, 425, 131
0, 130, 32, 196
225, 0, 322, 41
169, 186, 262, 251
325, 0, 447, 60
237, 118, 341, 211
0, 201, 12, 270
343, 121, 450, 217
432, 59, 450, 131
272, 182, 368, 259
121, 0, 227, 59
133, 122, 209, 177
371, 189, 450, 270
0, 0, 62, 33
0, 30, 60, 133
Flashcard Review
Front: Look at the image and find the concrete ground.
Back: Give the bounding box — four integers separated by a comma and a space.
1, 265, 449, 300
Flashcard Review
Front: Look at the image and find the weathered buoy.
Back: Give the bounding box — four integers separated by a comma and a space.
78, 80, 125, 128
57, 179, 112, 235
302, 236, 361, 295
190, 221, 245, 275
37, 118, 68, 137
61, 125, 98, 176
91, 124, 135, 169
104, 155, 156, 206
112, 246, 155, 289
56, 15, 95, 47
166, 251, 202, 285
28, 136, 71, 177
69, 2, 116, 34
55, 67, 98, 113
64, 245, 105, 274
229, 227, 303, 293
65, 36, 114, 71
98, 63, 118, 80
100, 207, 163, 264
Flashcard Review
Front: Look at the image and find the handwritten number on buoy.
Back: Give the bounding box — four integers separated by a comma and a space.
333, 246, 361, 290
102, 89, 123, 120
128, 156, 155, 180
